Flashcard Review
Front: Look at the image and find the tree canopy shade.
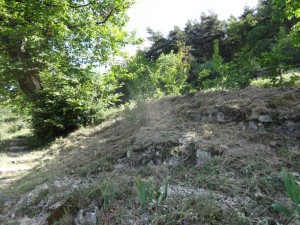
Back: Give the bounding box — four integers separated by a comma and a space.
0, 0, 134, 99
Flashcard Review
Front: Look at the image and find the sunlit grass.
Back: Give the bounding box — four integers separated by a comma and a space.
250, 69, 300, 88
0, 112, 31, 142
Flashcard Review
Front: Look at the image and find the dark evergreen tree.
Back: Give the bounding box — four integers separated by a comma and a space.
144, 28, 172, 61
185, 13, 225, 63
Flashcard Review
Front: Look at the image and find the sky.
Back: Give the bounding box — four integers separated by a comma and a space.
126, 0, 259, 42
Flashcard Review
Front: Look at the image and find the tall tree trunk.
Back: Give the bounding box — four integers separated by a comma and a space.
17, 71, 42, 98
6, 37, 43, 99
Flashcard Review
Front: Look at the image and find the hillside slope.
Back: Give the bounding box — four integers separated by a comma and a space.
1, 87, 300, 225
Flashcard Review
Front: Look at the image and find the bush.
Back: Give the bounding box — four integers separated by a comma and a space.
112, 51, 189, 102
30, 71, 119, 143
153, 51, 189, 95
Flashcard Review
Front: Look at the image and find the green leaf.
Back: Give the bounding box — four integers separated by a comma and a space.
282, 168, 300, 204
272, 203, 292, 216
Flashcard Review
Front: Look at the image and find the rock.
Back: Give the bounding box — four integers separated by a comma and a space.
75, 208, 97, 225
186, 110, 202, 121
167, 185, 206, 196
114, 164, 125, 172
46, 199, 78, 224
286, 141, 299, 153
140, 213, 151, 224
179, 134, 194, 147
258, 123, 266, 134
281, 121, 300, 138
156, 145, 163, 150
166, 155, 180, 166
248, 121, 266, 133
239, 122, 246, 131
292, 171, 300, 179
256, 217, 278, 225
49, 202, 64, 211
19, 216, 46, 225
217, 112, 225, 122
269, 141, 277, 147
249, 121, 259, 132
215, 105, 245, 123
249, 110, 259, 120
10, 212, 15, 218
258, 115, 273, 123
178, 133, 196, 155
147, 160, 155, 166
126, 219, 136, 225
195, 150, 211, 167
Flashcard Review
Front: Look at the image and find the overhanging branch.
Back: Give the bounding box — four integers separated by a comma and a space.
96, 1, 124, 25
69, 2, 91, 9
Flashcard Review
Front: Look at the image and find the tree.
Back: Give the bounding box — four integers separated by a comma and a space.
144, 28, 173, 61
167, 26, 187, 54
110, 51, 156, 101
153, 51, 189, 95
273, 0, 300, 46
185, 13, 225, 62
262, 28, 300, 83
0, 0, 134, 100
0, 0, 134, 142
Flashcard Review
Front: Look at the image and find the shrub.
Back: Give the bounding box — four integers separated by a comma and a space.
30, 71, 119, 143
153, 51, 189, 95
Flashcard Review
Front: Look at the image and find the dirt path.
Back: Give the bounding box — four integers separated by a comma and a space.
0, 151, 46, 189
0, 136, 47, 189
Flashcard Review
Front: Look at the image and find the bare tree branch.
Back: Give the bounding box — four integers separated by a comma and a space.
96, 2, 124, 25
64, 1, 125, 29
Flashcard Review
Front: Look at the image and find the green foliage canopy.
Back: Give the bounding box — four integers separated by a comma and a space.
0, 0, 134, 98
109, 51, 189, 101
153, 51, 189, 95
142, 0, 300, 90
30, 70, 119, 142
273, 0, 300, 46
0, 0, 135, 142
